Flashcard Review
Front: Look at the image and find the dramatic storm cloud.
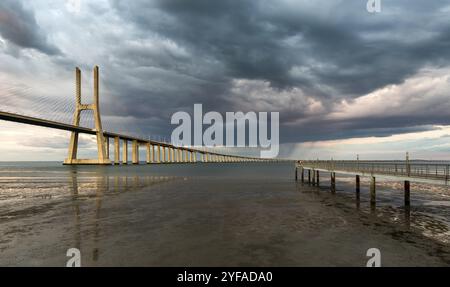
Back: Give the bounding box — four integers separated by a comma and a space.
1, 0, 450, 160
0, 0, 60, 55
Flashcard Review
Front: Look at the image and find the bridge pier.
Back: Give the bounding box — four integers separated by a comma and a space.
152, 144, 156, 163
122, 139, 128, 164
105, 137, 110, 159
114, 136, 120, 165
132, 140, 139, 164
157, 145, 161, 163
64, 66, 111, 165
146, 143, 151, 164
168, 147, 172, 163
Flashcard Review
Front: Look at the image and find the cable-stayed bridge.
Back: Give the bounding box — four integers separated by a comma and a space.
0, 66, 280, 165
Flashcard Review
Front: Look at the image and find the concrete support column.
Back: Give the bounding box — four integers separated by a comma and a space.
185, 150, 189, 162
152, 144, 156, 163
132, 140, 139, 164
122, 139, 128, 164
178, 149, 182, 163
146, 143, 151, 164
114, 136, 120, 165
308, 169, 311, 183
157, 145, 161, 163
295, 167, 298, 181
316, 170, 320, 185
168, 147, 172, 163
312, 169, 316, 186
162, 146, 166, 163
370, 176, 376, 206
404, 180, 410, 206
105, 137, 110, 159
301, 167, 304, 182
171, 148, 175, 163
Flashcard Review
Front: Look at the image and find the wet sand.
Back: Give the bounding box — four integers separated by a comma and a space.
0, 162, 449, 266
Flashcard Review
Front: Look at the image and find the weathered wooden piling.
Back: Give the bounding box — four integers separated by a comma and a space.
331, 172, 336, 193
370, 176, 376, 206
404, 180, 410, 206
355, 175, 360, 197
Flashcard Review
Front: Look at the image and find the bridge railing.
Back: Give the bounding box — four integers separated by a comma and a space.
299, 160, 450, 182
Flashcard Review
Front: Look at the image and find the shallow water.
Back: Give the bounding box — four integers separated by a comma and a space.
0, 162, 449, 266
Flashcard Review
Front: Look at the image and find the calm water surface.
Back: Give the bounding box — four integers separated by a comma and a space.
0, 162, 449, 266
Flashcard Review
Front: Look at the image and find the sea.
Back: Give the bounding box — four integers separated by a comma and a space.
0, 161, 449, 266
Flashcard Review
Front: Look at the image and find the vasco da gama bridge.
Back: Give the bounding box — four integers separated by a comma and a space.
0, 66, 278, 165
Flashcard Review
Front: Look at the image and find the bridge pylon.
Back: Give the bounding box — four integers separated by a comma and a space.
64, 66, 111, 165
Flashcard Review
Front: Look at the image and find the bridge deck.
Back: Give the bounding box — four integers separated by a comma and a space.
0, 111, 243, 157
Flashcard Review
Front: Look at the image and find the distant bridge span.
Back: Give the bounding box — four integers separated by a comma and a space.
0, 66, 282, 165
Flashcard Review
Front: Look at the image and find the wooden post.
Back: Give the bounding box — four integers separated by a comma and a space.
331, 172, 336, 193
356, 175, 360, 198
295, 167, 298, 181
316, 170, 319, 186
370, 176, 376, 206
308, 169, 311, 183
404, 180, 410, 206
301, 167, 304, 183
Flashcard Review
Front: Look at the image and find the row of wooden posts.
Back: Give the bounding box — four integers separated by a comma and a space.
105, 137, 266, 164
295, 166, 411, 206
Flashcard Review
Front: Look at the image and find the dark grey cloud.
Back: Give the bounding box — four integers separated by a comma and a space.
102, 0, 450, 143
0, 0, 60, 55
2, 0, 450, 148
